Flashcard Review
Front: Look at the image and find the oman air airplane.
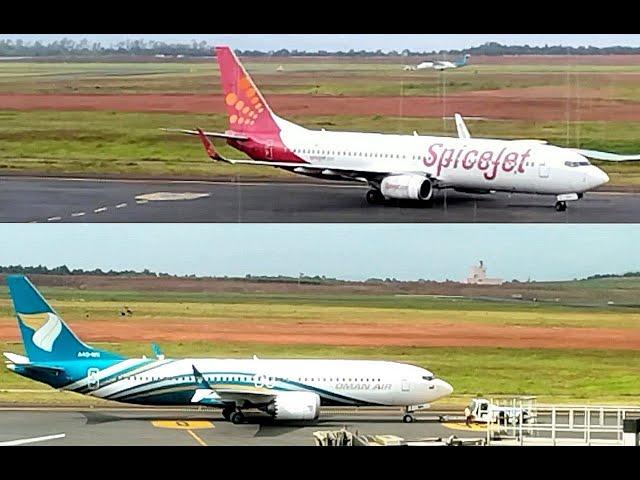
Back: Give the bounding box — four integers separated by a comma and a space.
3, 275, 453, 424
168, 46, 640, 212
404, 53, 471, 71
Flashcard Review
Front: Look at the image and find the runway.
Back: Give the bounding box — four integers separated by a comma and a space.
1, 176, 638, 223
0, 407, 478, 446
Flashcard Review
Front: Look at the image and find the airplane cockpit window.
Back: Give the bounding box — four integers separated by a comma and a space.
422, 375, 434, 381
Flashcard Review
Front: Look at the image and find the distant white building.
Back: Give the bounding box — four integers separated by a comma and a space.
464, 260, 503, 285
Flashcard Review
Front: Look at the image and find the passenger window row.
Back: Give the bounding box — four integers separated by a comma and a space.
291, 148, 417, 161
117, 375, 383, 383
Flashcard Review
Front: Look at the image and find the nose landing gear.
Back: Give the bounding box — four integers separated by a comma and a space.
402, 414, 415, 423
554, 193, 579, 212
402, 406, 416, 423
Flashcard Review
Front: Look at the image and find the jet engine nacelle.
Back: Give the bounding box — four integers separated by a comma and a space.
265, 391, 320, 420
380, 175, 433, 201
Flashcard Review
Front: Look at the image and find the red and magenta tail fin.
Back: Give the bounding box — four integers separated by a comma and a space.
215, 46, 280, 137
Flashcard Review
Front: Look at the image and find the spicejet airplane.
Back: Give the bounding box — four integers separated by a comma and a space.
168, 46, 640, 212
3, 275, 453, 424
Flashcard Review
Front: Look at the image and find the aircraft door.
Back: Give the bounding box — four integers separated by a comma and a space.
265, 140, 274, 160
401, 379, 410, 392
87, 368, 100, 390
538, 162, 550, 178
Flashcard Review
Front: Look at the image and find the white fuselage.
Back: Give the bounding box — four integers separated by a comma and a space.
274, 117, 609, 195
417, 61, 456, 70
65, 357, 453, 408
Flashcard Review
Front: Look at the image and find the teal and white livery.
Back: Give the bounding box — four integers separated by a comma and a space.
404, 53, 471, 71
3, 275, 453, 424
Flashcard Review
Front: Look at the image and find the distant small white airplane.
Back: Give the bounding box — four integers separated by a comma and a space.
404, 54, 471, 71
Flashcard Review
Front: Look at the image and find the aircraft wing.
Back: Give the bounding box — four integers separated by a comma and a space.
572, 148, 640, 161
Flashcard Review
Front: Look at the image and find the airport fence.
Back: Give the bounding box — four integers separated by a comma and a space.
487, 398, 640, 446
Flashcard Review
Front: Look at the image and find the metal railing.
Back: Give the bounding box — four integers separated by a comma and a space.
487, 398, 640, 446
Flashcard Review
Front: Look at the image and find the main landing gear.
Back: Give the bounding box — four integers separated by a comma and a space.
555, 201, 567, 212
222, 406, 246, 424
230, 411, 245, 425
366, 189, 385, 205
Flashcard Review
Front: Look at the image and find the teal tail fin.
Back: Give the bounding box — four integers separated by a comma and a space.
6, 275, 122, 362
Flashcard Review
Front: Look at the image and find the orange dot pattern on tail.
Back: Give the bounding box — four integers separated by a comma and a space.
227, 76, 264, 128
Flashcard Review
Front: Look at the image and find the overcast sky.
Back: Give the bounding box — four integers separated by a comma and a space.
0, 224, 637, 282
2, 34, 639, 52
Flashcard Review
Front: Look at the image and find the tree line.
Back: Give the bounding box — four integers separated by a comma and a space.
583, 272, 640, 280
0, 265, 343, 284
1, 39, 639, 57
1, 265, 637, 283
0, 264, 170, 277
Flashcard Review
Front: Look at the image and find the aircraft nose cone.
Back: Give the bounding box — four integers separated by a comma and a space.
590, 167, 609, 188
435, 379, 454, 397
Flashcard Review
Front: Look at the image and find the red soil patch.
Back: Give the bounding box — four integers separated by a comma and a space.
1, 320, 639, 350
1, 92, 637, 122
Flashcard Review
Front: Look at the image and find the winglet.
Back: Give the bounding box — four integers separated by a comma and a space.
196, 128, 220, 160
151, 343, 165, 360
192, 365, 212, 389
195, 128, 236, 164
454, 113, 471, 139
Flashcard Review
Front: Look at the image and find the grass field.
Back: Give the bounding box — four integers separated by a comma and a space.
2, 110, 640, 185
2, 341, 640, 406
2, 277, 640, 328
3, 61, 640, 97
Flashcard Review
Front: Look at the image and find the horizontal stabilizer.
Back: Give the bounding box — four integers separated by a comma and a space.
161, 128, 249, 141
3, 352, 29, 364
3, 352, 65, 374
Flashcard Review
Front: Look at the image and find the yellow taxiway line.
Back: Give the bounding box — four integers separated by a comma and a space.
186, 429, 208, 446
